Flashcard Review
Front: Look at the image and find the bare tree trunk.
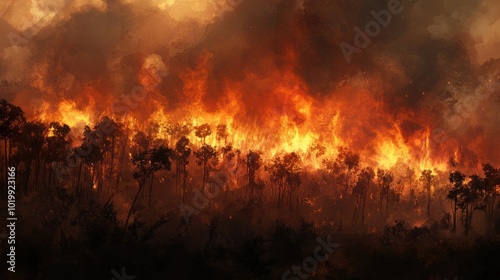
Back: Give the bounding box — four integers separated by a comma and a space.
202, 161, 207, 192
362, 193, 366, 227
225, 165, 229, 202
115, 133, 128, 191
295, 189, 298, 214
278, 182, 281, 207
379, 187, 383, 214
77, 162, 83, 196
149, 172, 154, 207
99, 161, 104, 194
353, 195, 359, 222
175, 162, 179, 195
452, 196, 457, 233
83, 166, 87, 199
89, 166, 95, 200
108, 135, 115, 194
427, 184, 431, 219
34, 154, 40, 192
386, 186, 389, 218
126, 175, 148, 228
183, 164, 188, 203
465, 205, 470, 236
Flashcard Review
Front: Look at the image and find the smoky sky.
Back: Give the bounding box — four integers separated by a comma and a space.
0, 0, 499, 165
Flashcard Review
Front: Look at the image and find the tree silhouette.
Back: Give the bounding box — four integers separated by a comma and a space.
267, 153, 302, 211
283, 152, 302, 212
95, 116, 124, 193
220, 145, 238, 200
335, 147, 360, 199
482, 164, 500, 234
323, 148, 359, 228
115, 126, 132, 192
447, 171, 465, 233
216, 124, 228, 145
174, 136, 191, 202
267, 155, 287, 207
458, 174, 486, 235
166, 122, 191, 146
133, 131, 150, 152
127, 146, 173, 227
309, 143, 326, 158
0, 99, 25, 196
44, 122, 71, 189
377, 169, 394, 218
85, 124, 112, 193
77, 125, 105, 199
353, 167, 374, 226
195, 123, 211, 144
194, 144, 218, 192
130, 131, 151, 201
403, 166, 416, 205
246, 150, 262, 199
420, 169, 436, 219
14, 121, 45, 194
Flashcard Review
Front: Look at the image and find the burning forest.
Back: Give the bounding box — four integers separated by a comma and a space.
0, 0, 499, 279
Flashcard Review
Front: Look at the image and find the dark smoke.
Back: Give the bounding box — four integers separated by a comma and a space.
0, 0, 499, 166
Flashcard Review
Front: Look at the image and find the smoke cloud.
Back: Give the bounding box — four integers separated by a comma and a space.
0, 0, 498, 167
